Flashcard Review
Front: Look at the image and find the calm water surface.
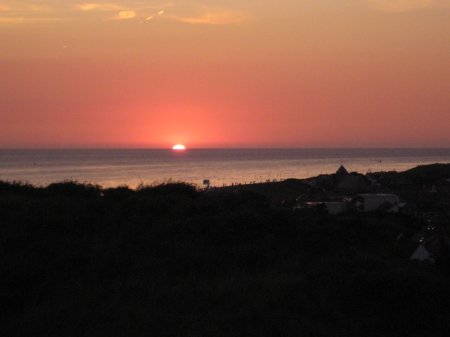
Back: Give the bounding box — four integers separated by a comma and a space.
1, 148, 449, 188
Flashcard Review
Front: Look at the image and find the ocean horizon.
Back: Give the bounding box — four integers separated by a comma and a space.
1, 148, 449, 188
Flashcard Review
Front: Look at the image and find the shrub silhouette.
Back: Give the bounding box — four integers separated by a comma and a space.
45, 180, 102, 198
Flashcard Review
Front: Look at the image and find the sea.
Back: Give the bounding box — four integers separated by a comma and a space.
1, 148, 449, 189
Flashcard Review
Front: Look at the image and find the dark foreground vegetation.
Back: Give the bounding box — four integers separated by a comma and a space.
1, 176, 450, 336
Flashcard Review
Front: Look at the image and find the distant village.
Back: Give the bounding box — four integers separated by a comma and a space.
218, 163, 450, 265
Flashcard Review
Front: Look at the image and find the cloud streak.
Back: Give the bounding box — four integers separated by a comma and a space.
168, 7, 249, 25
76, 3, 125, 11
0, 2, 247, 25
0, 2, 62, 24
108, 10, 136, 20
0, 3, 51, 13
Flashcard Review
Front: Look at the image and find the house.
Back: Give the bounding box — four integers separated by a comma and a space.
410, 244, 434, 262
355, 194, 399, 212
410, 235, 443, 262
335, 165, 348, 182
333, 165, 370, 194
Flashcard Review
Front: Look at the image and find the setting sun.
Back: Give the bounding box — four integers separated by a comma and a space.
1, 2, 449, 149
172, 144, 186, 150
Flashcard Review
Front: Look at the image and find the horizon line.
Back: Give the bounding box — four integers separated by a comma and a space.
1, 147, 449, 150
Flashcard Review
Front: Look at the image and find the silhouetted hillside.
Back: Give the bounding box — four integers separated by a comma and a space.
400, 163, 450, 185
1, 170, 450, 336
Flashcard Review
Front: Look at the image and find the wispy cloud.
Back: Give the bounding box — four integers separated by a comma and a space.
0, 3, 51, 13
0, 16, 65, 24
108, 11, 136, 20
77, 3, 168, 21
75, 2, 173, 13
366, 0, 450, 12
168, 7, 249, 25
0, 2, 58, 24
76, 3, 125, 11
144, 10, 163, 20
1, 2, 247, 25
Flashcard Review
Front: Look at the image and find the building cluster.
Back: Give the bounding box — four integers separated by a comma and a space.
292, 165, 450, 263
293, 165, 403, 214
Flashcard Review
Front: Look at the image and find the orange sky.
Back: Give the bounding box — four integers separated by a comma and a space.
1, 1, 449, 148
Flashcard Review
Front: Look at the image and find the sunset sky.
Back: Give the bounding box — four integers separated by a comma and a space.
1, 1, 449, 148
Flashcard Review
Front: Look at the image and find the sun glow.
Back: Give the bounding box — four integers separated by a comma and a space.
172, 144, 186, 150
